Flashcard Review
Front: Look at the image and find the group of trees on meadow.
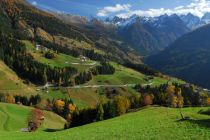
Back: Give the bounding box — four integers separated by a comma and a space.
0, 93, 76, 127
69, 95, 132, 128
68, 93, 155, 128
68, 83, 210, 128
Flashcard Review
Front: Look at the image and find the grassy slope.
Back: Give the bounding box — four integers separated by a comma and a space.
0, 106, 210, 140
23, 40, 184, 87
0, 103, 66, 132
22, 40, 97, 72
0, 61, 35, 95
40, 61, 184, 108
0, 40, 184, 109
86, 63, 184, 86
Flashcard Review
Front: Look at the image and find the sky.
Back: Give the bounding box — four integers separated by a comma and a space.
27, 0, 210, 18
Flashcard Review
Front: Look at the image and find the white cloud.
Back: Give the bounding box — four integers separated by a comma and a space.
98, 0, 210, 18
97, 4, 131, 17
32, 1, 38, 6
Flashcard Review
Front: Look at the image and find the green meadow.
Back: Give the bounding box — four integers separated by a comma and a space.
0, 103, 209, 140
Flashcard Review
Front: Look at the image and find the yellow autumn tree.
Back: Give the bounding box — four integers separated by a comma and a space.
166, 85, 175, 94
68, 103, 76, 113
54, 99, 65, 113
167, 93, 178, 108
176, 88, 184, 108
207, 98, 210, 106
114, 96, 131, 115
6, 95, 15, 104
166, 85, 183, 108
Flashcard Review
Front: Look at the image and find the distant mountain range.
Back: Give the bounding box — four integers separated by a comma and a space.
107, 12, 210, 30
105, 13, 210, 55
106, 14, 190, 55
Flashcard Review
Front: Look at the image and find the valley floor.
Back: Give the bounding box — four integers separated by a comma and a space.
0, 103, 209, 140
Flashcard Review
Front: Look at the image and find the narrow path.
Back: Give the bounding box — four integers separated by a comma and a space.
66, 84, 137, 89
70, 62, 97, 66
39, 82, 154, 89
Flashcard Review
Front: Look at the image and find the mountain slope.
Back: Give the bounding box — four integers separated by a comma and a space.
0, 0, 141, 64
116, 14, 190, 55
146, 24, 210, 88
55, 14, 142, 63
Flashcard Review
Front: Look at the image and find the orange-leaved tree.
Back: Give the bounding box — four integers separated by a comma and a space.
28, 108, 44, 132
54, 99, 65, 113
142, 94, 154, 106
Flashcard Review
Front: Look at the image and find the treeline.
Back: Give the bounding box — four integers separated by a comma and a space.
0, 33, 77, 85
0, 93, 76, 126
67, 83, 210, 128
124, 62, 159, 76
74, 62, 115, 85
0, 94, 41, 106
68, 93, 153, 128
70, 95, 137, 128
66, 83, 209, 128
134, 83, 210, 107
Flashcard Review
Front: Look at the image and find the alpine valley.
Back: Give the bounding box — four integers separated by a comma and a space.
0, 0, 209, 140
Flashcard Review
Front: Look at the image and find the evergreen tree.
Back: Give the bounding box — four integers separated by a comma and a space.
96, 103, 104, 121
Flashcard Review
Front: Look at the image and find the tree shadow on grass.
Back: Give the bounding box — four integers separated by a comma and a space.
187, 119, 210, 129
177, 119, 210, 129
43, 128, 64, 132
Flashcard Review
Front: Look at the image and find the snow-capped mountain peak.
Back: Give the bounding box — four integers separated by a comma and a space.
106, 12, 210, 30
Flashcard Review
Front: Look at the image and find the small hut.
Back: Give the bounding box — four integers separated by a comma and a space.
28, 121, 38, 132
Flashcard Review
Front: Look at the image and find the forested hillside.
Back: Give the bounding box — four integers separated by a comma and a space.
0, 0, 141, 64
146, 24, 210, 88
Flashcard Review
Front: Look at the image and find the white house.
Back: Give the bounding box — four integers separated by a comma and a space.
79, 55, 89, 62
36, 45, 41, 51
